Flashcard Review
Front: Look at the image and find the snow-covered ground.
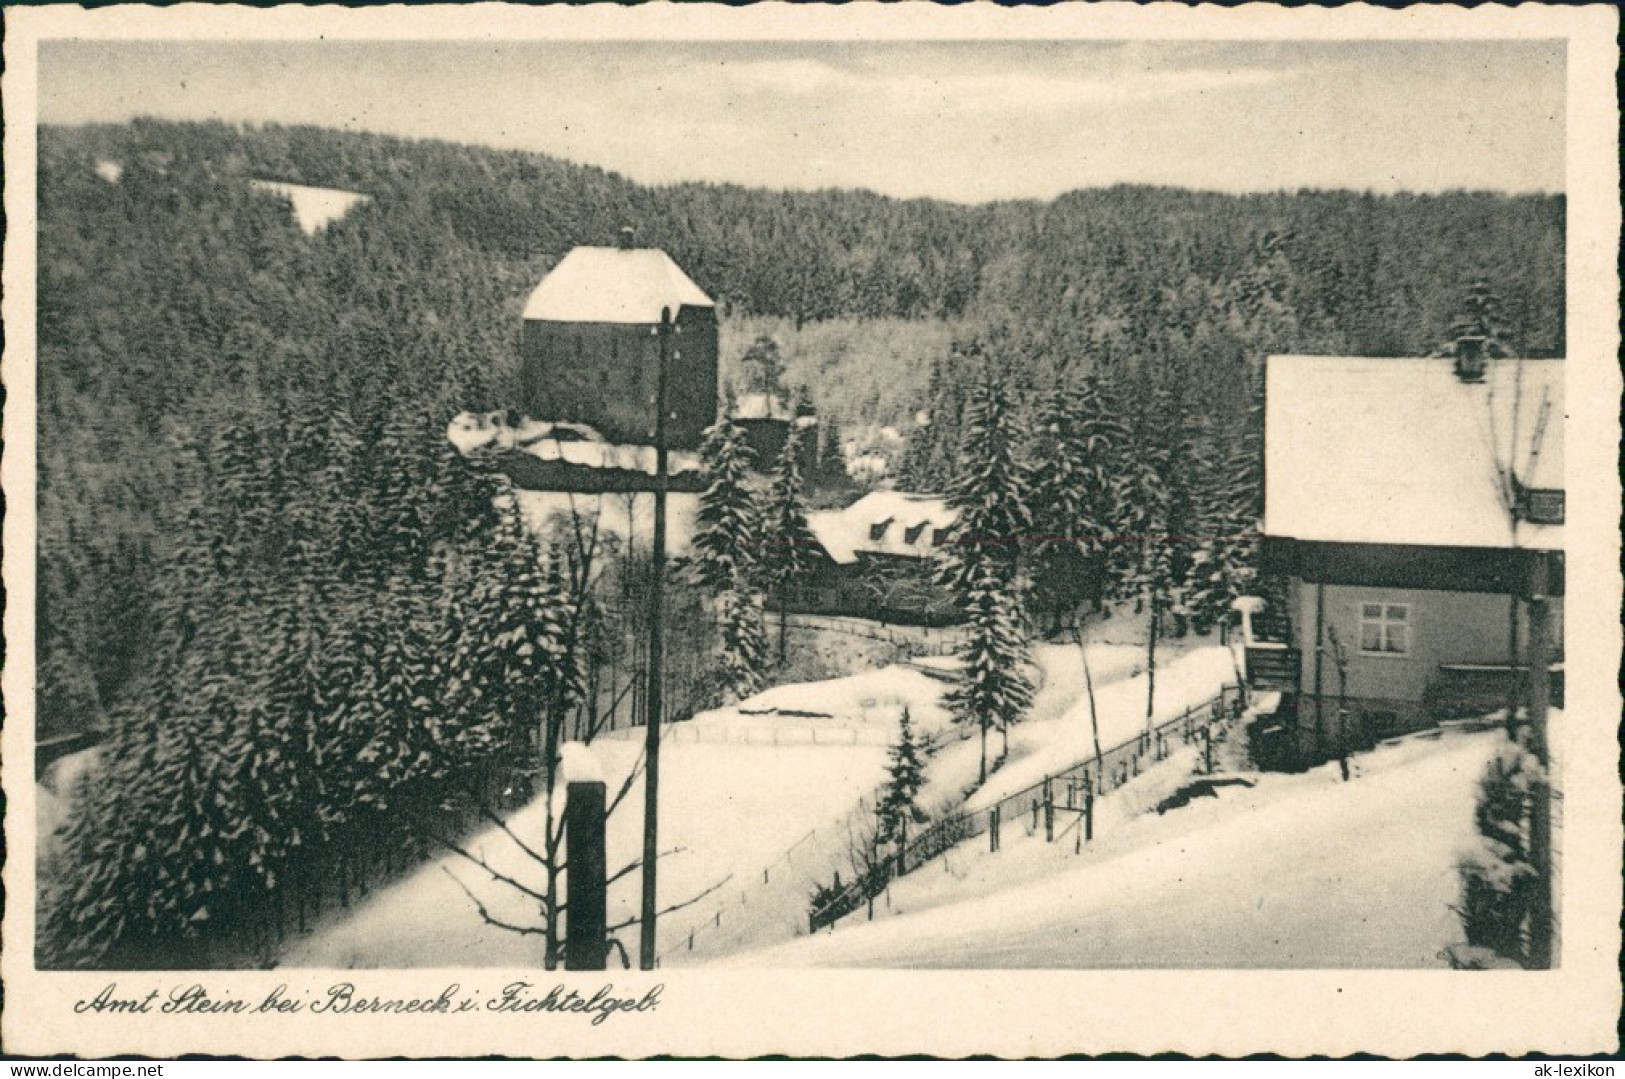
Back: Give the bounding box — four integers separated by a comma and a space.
249, 180, 369, 234
281, 734, 888, 968
735, 726, 1502, 968
281, 624, 1240, 968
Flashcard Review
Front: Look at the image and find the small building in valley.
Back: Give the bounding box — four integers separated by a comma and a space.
789, 491, 961, 625
520, 233, 718, 452
731, 392, 820, 476
1242, 353, 1564, 759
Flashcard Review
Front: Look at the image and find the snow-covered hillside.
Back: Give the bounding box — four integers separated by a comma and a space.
736, 727, 1501, 968
280, 627, 1241, 968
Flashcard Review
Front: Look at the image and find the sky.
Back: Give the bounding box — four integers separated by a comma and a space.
38, 39, 1565, 204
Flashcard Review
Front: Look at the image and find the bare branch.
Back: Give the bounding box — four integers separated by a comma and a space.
605, 748, 647, 818
432, 832, 552, 907
441, 867, 549, 937
605, 874, 734, 934
461, 791, 551, 868
605, 846, 687, 889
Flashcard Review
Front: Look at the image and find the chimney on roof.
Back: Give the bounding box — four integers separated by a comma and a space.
618, 226, 636, 251
1453, 336, 1487, 384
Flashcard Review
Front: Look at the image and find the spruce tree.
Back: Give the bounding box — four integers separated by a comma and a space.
693, 415, 769, 700
876, 708, 927, 847
1028, 376, 1128, 634
938, 365, 1035, 783
937, 364, 1032, 598
715, 586, 770, 702
945, 559, 1034, 784
757, 423, 820, 663
692, 416, 761, 591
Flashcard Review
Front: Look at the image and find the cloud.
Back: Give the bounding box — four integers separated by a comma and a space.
714, 57, 1294, 115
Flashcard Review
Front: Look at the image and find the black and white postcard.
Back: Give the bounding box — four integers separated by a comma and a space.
3, 1, 1619, 1059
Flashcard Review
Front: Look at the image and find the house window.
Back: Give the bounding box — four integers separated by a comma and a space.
931, 527, 951, 547
903, 521, 927, 545
1358, 602, 1410, 655
869, 518, 893, 543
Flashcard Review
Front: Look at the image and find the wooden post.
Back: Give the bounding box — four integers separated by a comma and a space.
1526, 550, 1554, 969
639, 307, 674, 970
564, 780, 607, 971
989, 807, 1000, 853
1312, 580, 1327, 763
1043, 780, 1054, 842
1084, 788, 1094, 843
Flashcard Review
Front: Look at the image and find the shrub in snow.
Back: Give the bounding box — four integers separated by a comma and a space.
1452, 737, 1543, 967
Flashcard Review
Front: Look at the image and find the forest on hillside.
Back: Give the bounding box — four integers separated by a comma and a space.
34, 118, 1563, 967
37, 118, 1564, 744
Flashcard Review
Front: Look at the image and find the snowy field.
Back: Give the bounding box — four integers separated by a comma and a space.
282, 662, 957, 967
281, 733, 887, 967
280, 630, 1238, 967
735, 727, 1502, 968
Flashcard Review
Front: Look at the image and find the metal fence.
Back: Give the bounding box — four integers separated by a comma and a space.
809, 682, 1247, 934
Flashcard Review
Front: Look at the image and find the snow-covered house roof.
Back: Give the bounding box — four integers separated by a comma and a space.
1263, 355, 1564, 551
522, 246, 714, 325
807, 491, 957, 566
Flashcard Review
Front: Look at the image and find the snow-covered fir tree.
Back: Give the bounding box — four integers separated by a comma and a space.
876, 708, 927, 847
692, 415, 761, 591
1183, 402, 1262, 635
715, 586, 770, 701
937, 363, 1032, 597
1028, 376, 1129, 634
938, 367, 1036, 783
693, 415, 770, 700
757, 423, 821, 663
944, 558, 1035, 785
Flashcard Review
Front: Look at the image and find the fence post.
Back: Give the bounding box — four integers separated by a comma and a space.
990, 807, 1000, 853
563, 780, 608, 971
1085, 788, 1094, 844
1043, 780, 1054, 843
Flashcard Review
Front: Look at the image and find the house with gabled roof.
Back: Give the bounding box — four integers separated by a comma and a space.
1243, 351, 1565, 758
786, 492, 961, 625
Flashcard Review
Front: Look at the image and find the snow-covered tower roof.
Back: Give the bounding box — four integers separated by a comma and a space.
523, 246, 714, 325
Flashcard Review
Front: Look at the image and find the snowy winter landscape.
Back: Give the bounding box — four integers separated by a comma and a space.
28, 37, 1573, 993
190, 623, 1500, 970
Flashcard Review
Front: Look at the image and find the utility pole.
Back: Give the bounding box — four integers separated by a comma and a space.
1525, 549, 1554, 969
639, 307, 673, 970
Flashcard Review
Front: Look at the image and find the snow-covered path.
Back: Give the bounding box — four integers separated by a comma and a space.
735, 729, 1500, 968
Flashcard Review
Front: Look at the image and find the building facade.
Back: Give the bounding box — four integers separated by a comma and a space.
1245, 354, 1565, 759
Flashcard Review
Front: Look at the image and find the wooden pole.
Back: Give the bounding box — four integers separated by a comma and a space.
1526, 550, 1554, 969
639, 307, 673, 970
1312, 580, 1326, 762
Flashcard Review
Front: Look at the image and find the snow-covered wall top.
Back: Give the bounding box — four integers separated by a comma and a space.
447, 412, 702, 477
